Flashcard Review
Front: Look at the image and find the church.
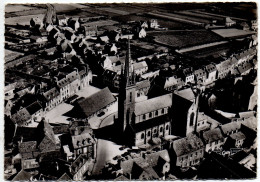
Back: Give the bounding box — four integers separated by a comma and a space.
115, 39, 199, 146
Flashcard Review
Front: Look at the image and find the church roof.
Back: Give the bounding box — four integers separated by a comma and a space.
135, 93, 172, 116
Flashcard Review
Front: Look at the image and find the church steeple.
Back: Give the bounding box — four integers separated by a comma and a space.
117, 38, 136, 133
123, 38, 135, 86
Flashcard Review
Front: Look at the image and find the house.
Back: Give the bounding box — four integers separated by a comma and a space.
202, 128, 226, 153
30, 17, 44, 29
11, 170, 33, 181
18, 141, 40, 170
70, 131, 97, 159
225, 17, 236, 27
221, 122, 241, 136
102, 69, 121, 90
36, 119, 61, 153
140, 21, 148, 29
150, 19, 159, 29
169, 134, 204, 168
204, 63, 217, 84
78, 65, 92, 89
250, 20, 257, 31
162, 75, 184, 91
194, 68, 207, 84
223, 131, 246, 150
133, 61, 148, 75
171, 88, 199, 137
57, 15, 68, 26
135, 79, 150, 98
104, 150, 170, 180
68, 18, 80, 31
83, 26, 97, 37
180, 67, 194, 84
42, 87, 61, 112
69, 154, 95, 180
239, 22, 250, 31
74, 87, 116, 119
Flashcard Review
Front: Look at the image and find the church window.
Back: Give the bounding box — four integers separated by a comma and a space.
130, 92, 132, 102
166, 125, 169, 130
160, 127, 163, 132
143, 115, 146, 120
147, 131, 151, 136
190, 113, 194, 126
141, 133, 145, 139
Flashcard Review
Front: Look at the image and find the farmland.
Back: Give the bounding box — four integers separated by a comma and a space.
182, 43, 232, 58
150, 30, 224, 49
5, 14, 45, 25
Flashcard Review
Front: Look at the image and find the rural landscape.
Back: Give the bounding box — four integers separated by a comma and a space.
4, 3, 257, 181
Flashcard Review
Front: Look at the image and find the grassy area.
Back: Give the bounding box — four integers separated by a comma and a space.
5, 14, 45, 25
151, 30, 223, 49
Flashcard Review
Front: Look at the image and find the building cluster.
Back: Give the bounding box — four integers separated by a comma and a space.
4, 4, 257, 180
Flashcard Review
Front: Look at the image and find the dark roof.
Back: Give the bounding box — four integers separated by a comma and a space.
76, 87, 116, 117
115, 175, 129, 180
135, 94, 172, 116
221, 122, 241, 135
43, 87, 60, 102
26, 101, 42, 115
11, 108, 31, 125
19, 141, 37, 153
203, 128, 224, 143
36, 119, 56, 144
173, 134, 204, 156
120, 150, 170, 176
11, 170, 32, 181
230, 131, 246, 140
58, 173, 72, 180
136, 80, 150, 90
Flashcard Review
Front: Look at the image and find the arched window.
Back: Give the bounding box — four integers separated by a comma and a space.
153, 129, 157, 133
149, 112, 152, 118
143, 115, 146, 120
190, 113, 194, 126
147, 131, 151, 136
166, 125, 169, 130
155, 110, 158, 116
141, 133, 145, 139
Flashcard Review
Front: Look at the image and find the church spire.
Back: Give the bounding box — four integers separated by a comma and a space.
124, 38, 135, 86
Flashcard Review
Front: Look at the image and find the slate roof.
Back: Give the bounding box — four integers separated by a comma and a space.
134, 93, 172, 116
58, 173, 72, 180
175, 87, 195, 101
136, 79, 150, 90
221, 122, 241, 135
11, 170, 32, 181
76, 87, 116, 117
43, 87, 60, 102
203, 128, 224, 143
11, 108, 31, 125
120, 150, 170, 176
134, 61, 148, 70
230, 131, 246, 140
26, 101, 42, 115
173, 134, 204, 156
71, 132, 95, 149
19, 141, 37, 153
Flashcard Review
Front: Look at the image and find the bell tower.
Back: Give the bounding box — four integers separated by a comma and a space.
118, 39, 136, 133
